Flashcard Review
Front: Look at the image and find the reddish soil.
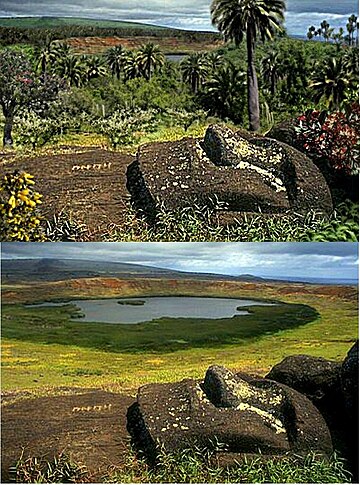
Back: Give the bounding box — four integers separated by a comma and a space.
66, 36, 223, 55
2, 277, 358, 306
1, 389, 134, 482
0, 148, 134, 239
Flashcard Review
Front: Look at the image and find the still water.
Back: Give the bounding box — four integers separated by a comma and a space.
28, 297, 275, 324
166, 54, 186, 62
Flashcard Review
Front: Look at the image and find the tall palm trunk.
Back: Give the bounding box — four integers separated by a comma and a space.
246, 24, 260, 131
271, 71, 276, 96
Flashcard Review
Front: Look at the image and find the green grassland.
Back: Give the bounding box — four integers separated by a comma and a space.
1, 302, 318, 354
0, 16, 170, 31
1, 280, 358, 395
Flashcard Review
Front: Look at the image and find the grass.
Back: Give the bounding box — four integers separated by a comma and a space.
1, 301, 319, 354
1, 281, 357, 394
103, 199, 359, 243
106, 446, 352, 483
9, 451, 88, 483
10, 446, 352, 483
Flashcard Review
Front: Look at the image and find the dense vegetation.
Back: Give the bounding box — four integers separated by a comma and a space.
0, 11, 358, 241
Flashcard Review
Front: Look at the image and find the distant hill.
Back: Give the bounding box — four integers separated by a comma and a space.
1, 258, 264, 284
0, 17, 309, 40
3, 259, 354, 286
0, 16, 171, 31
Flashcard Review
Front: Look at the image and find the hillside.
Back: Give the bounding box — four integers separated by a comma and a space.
1, 258, 265, 284
0, 16, 171, 31
0, 16, 220, 51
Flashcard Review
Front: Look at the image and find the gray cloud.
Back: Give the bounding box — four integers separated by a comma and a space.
1, 242, 358, 280
0, 0, 357, 33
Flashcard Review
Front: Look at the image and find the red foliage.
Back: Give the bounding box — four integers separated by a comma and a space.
295, 103, 360, 175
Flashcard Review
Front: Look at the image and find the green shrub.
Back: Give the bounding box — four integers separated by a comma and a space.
95, 109, 159, 149
0, 171, 44, 241
15, 112, 60, 149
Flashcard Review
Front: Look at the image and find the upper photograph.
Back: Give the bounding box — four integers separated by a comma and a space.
0, 0, 358, 242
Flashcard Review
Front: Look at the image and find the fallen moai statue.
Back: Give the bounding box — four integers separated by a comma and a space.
127, 364, 333, 466
126, 124, 333, 224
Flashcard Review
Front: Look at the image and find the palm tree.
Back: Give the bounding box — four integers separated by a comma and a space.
347, 14, 358, 46
123, 51, 141, 81
55, 54, 87, 87
307, 25, 317, 40
105, 45, 127, 80
205, 51, 224, 71
319, 20, 334, 42
136, 43, 165, 80
180, 53, 209, 93
203, 62, 246, 121
35, 38, 57, 75
332, 27, 345, 45
343, 47, 359, 78
52, 42, 72, 59
310, 57, 356, 110
261, 50, 280, 95
211, 0, 285, 131
84, 56, 108, 82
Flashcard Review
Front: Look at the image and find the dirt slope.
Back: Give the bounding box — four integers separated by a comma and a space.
1, 390, 134, 482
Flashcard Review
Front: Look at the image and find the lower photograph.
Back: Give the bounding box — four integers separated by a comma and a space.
1, 242, 358, 484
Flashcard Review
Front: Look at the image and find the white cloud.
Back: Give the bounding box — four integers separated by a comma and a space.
286, 11, 351, 35
1, 0, 357, 33
2, 242, 357, 281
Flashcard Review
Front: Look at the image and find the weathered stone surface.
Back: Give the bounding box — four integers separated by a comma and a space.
341, 341, 359, 416
203, 365, 285, 419
265, 355, 342, 406
266, 120, 298, 148
341, 341, 359, 481
126, 124, 333, 223
265, 347, 359, 480
127, 366, 332, 465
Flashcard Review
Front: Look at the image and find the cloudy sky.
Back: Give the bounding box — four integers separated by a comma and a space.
1, 242, 358, 281
0, 0, 357, 34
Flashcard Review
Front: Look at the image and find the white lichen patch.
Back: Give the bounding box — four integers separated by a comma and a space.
233, 139, 266, 160
236, 402, 286, 435
228, 377, 256, 400
196, 384, 212, 403
236, 161, 286, 192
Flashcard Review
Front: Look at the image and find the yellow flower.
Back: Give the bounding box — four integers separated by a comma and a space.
8, 195, 16, 209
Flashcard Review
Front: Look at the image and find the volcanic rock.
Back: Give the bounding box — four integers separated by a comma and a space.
341, 341, 359, 481
341, 341, 359, 417
126, 124, 333, 223
266, 120, 298, 148
265, 355, 342, 407
266, 347, 359, 480
127, 365, 332, 465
